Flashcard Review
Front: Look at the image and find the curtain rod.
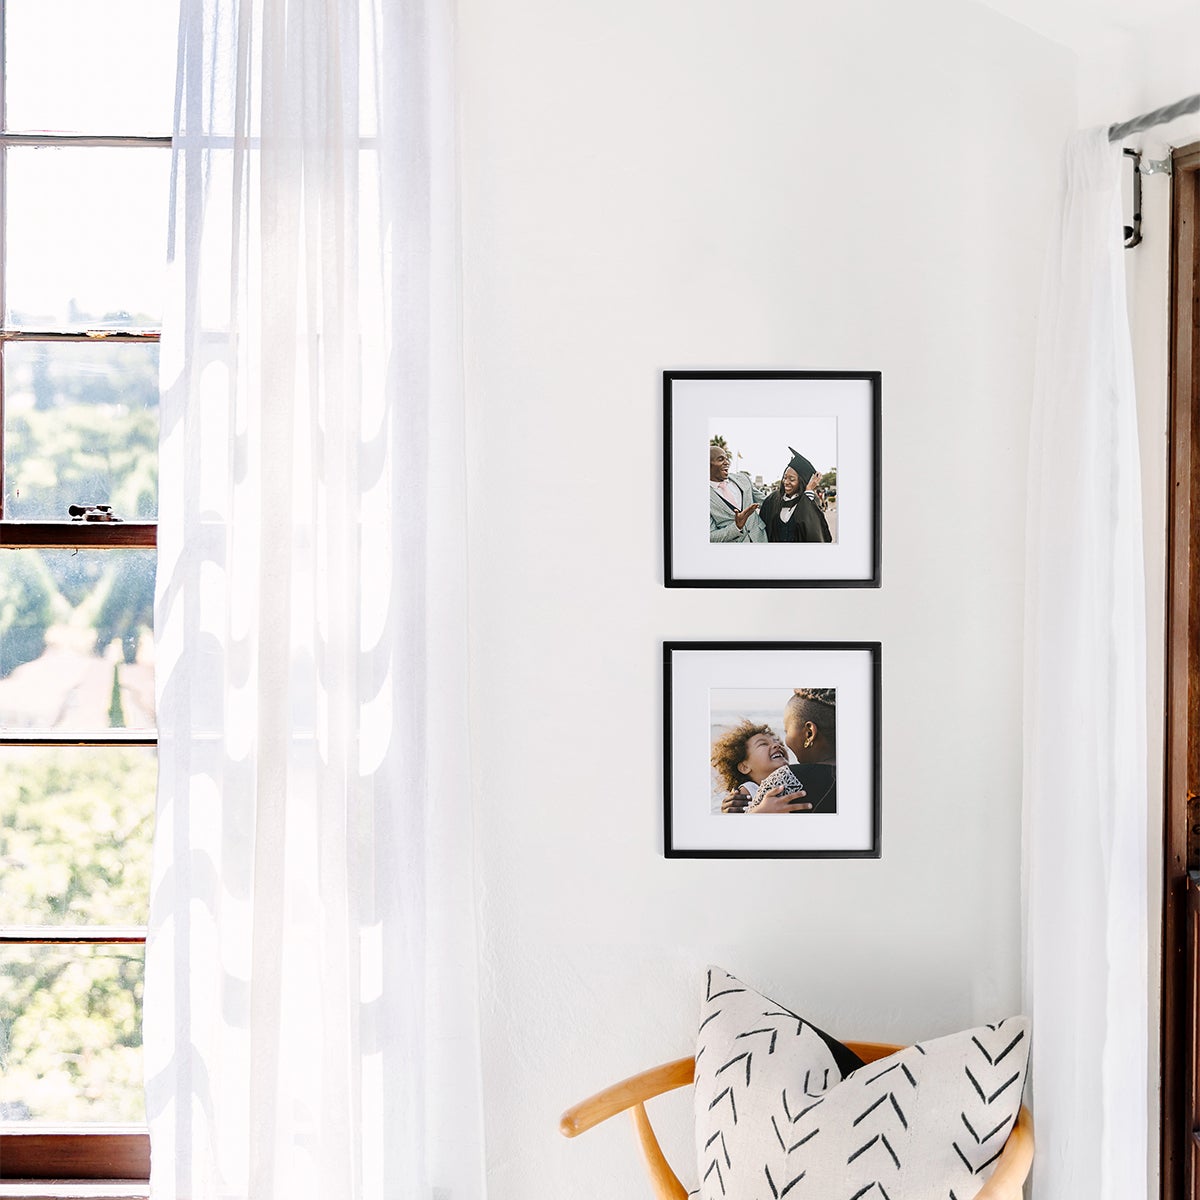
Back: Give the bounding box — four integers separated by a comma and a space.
1109, 92, 1199, 142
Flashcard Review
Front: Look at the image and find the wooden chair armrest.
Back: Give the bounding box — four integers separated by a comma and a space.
559, 1056, 695, 1138
842, 1040, 903, 1064
557, 1043, 893, 1136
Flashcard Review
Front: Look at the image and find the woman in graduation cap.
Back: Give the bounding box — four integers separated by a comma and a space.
759, 447, 833, 543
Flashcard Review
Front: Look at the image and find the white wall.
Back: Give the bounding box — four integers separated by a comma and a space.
458, 3, 1075, 1196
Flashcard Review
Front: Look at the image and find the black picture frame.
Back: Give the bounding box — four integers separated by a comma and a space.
664, 370, 881, 588
663, 640, 882, 859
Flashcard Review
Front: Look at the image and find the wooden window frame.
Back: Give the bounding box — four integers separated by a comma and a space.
0, 21, 167, 1190
1161, 139, 1200, 1200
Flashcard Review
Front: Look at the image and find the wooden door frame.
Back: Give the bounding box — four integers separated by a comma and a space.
1162, 139, 1200, 1200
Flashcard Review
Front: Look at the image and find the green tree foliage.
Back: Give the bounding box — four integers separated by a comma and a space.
4, 340, 159, 524
0, 552, 56, 678
0, 946, 144, 1122
6, 404, 158, 521
107, 665, 126, 728
0, 749, 153, 929
0, 748, 154, 1121
93, 552, 156, 665
0, 550, 157, 684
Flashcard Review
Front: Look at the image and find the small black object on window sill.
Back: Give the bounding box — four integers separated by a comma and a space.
68, 503, 122, 522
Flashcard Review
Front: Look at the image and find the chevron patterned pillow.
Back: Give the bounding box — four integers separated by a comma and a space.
694, 968, 1030, 1200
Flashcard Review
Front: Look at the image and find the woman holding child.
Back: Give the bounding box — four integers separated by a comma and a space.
711, 722, 812, 814
711, 689, 837, 815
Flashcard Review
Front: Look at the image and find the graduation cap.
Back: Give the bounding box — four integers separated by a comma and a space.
785, 446, 817, 482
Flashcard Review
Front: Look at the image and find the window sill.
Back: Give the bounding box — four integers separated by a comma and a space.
0, 1183, 149, 1200
0, 522, 156, 549
0, 1130, 149, 1183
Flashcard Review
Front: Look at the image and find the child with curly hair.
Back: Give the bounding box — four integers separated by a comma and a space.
710, 720, 811, 814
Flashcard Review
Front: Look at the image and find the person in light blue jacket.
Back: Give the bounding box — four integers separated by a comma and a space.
709, 444, 766, 542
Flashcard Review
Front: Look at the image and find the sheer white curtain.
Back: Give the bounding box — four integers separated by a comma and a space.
144, 2, 486, 1197
1022, 127, 1148, 1200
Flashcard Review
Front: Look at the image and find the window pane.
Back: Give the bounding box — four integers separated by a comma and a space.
0, 944, 144, 1123
5, 148, 170, 330
0, 746, 154, 926
3, 1, 179, 136
0, 551, 155, 730
4, 343, 159, 519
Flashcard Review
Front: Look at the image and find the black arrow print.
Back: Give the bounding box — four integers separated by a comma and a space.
761, 1008, 807, 1036
865, 1061, 917, 1089
737, 1027, 779, 1054
764, 1163, 806, 1198
702, 1157, 725, 1196
704, 1128, 731, 1168
852, 1091, 907, 1131
706, 970, 746, 1002
964, 1065, 1019, 1105
971, 1029, 1025, 1066
952, 1140, 1004, 1176
708, 1086, 737, 1125
848, 1182, 893, 1200
781, 1087, 824, 1125
802, 1067, 831, 1097
770, 1113, 822, 1154
960, 1111, 1012, 1145
716, 1051, 752, 1087
847, 1132, 901, 1171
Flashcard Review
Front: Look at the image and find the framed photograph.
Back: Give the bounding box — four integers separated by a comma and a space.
663, 641, 881, 858
664, 370, 881, 587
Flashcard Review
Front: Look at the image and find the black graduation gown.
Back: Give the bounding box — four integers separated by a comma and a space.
759, 489, 832, 543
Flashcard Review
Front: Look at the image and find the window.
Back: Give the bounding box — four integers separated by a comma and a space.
0, 3, 177, 1190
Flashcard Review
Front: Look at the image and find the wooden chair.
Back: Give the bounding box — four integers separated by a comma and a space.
559, 1042, 1034, 1200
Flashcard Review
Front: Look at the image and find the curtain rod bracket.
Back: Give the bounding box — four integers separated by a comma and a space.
1120, 148, 1173, 248
1140, 155, 1173, 176
1123, 149, 1142, 249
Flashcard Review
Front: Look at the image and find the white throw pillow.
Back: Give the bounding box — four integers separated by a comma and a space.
693, 968, 1030, 1200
